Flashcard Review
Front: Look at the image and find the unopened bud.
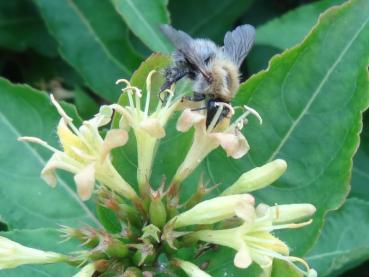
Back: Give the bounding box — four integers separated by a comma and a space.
149, 197, 167, 228
222, 159, 287, 195
171, 194, 255, 228
106, 239, 129, 258
123, 267, 143, 277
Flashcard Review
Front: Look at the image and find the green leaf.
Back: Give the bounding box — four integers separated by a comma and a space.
247, 0, 347, 73
350, 112, 369, 200
255, 0, 346, 50
74, 86, 99, 119
246, 0, 345, 73
0, 77, 102, 229
168, 0, 254, 43
306, 198, 369, 276
203, 0, 369, 256
33, 0, 142, 101
112, 0, 172, 53
0, 0, 57, 57
0, 228, 79, 276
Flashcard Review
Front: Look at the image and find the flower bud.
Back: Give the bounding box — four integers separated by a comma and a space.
123, 267, 143, 277
222, 159, 287, 195
171, 194, 255, 228
149, 197, 167, 228
0, 236, 67, 269
105, 239, 129, 258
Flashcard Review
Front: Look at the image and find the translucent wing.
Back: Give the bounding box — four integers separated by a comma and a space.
223, 24, 255, 67
160, 24, 210, 79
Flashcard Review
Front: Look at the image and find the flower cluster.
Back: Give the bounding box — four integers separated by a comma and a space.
2, 66, 317, 277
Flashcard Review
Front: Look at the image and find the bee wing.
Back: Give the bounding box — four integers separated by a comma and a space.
160, 24, 209, 78
223, 24, 255, 67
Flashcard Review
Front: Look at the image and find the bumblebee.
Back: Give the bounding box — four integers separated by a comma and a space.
160, 24, 255, 126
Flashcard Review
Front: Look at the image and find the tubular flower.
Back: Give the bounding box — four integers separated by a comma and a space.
186, 203, 317, 277
172, 104, 262, 189
114, 70, 184, 196
18, 95, 138, 203
0, 236, 67, 269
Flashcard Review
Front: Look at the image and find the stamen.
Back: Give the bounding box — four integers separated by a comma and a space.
18, 136, 60, 153
244, 105, 262, 125
228, 105, 262, 131
144, 70, 156, 116
50, 94, 82, 137
275, 203, 280, 220
50, 94, 73, 124
115, 79, 130, 86
253, 248, 311, 276
109, 104, 134, 124
264, 219, 313, 232
121, 87, 135, 109
215, 102, 235, 116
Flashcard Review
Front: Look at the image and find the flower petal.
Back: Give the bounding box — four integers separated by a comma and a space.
234, 244, 252, 268
140, 118, 165, 138
57, 119, 86, 157
74, 164, 96, 201
251, 251, 273, 270
234, 203, 256, 223
176, 109, 205, 132
41, 154, 78, 187
101, 129, 128, 161
88, 105, 113, 128
211, 132, 250, 159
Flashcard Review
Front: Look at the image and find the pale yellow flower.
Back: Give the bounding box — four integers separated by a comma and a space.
172, 105, 262, 189
188, 203, 317, 277
19, 95, 138, 203
0, 236, 67, 269
114, 70, 184, 196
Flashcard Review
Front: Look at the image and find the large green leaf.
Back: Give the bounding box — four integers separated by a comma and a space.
0, 228, 79, 276
247, 0, 346, 73
306, 198, 369, 276
112, 0, 172, 53
350, 112, 369, 200
168, 0, 254, 43
255, 0, 346, 50
0, 78, 101, 229
33, 0, 142, 102
202, 0, 369, 256
0, 0, 57, 57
